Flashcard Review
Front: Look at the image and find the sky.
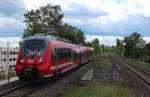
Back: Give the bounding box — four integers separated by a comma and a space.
0, 0, 150, 46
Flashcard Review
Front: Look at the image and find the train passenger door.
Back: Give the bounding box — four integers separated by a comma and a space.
52, 48, 62, 70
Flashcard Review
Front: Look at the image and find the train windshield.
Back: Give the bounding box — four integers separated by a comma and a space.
22, 39, 47, 57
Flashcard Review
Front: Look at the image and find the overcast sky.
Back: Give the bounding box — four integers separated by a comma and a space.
0, 0, 150, 45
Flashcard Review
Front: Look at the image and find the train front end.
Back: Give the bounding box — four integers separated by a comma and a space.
15, 36, 53, 81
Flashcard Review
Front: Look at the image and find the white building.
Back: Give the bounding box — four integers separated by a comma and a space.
0, 48, 18, 71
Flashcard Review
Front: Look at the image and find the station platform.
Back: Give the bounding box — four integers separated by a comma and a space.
0, 77, 18, 85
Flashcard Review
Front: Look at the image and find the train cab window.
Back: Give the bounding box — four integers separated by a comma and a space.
22, 39, 47, 57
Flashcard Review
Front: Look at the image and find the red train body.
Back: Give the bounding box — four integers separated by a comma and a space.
15, 35, 94, 81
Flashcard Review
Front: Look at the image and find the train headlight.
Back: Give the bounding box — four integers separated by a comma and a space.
39, 57, 43, 63
21, 59, 24, 63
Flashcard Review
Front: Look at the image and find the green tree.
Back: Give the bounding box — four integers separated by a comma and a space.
23, 4, 64, 37
23, 4, 63, 37
92, 38, 99, 54
100, 44, 105, 53
23, 4, 85, 43
85, 42, 92, 47
116, 38, 124, 56
145, 43, 150, 56
143, 43, 150, 62
124, 32, 145, 58
116, 32, 145, 58
123, 36, 134, 57
60, 23, 85, 43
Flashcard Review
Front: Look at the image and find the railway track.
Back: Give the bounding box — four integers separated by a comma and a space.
112, 64, 120, 80
110, 55, 150, 97
0, 80, 25, 96
0, 83, 25, 97
118, 56, 150, 76
111, 56, 150, 85
0, 83, 51, 97
0, 60, 96, 97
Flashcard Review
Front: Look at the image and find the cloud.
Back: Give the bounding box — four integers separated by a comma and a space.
61, 0, 150, 36
1, 0, 150, 37
85, 35, 123, 46
0, 0, 25, 37
0, 37, 21, 48
0, 0, 25, 17
0, 16, 24, 37
63, 4, 108, 19
86, 35, 150, 46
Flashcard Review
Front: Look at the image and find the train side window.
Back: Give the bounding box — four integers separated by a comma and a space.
52, 48, 56, 62
76, 52, 79, 60
63, 48, 67, 59
67, 49, 71, 59
73, 51, 75, 60
63, 48, 69, 60
56, 48, 64, 60
68, 49, 72, 59
63, 48, 70, 60
74, 51, 78, 60
60, 48, 64, 60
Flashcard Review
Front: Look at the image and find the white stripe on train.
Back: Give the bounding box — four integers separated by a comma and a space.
50, 61, 73, 70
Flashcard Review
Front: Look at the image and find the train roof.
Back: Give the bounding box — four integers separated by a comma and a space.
24, 34, 56, 41
23, 34, 93, 49
24, 34, 73, 43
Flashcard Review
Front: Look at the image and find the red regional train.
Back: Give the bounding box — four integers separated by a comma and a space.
15, 34, 94, 81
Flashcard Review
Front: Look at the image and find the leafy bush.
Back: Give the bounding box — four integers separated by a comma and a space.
0, 71, 5, 79
8, 69, 16, 78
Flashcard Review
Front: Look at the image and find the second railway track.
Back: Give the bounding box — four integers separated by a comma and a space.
118, 56, 150, 76
110, 56, 150, 85
110, 55, 150, 97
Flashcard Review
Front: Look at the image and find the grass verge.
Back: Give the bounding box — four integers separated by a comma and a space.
59, 81, 135, 97
94, 57, 112, 69
59, 56, 135, 97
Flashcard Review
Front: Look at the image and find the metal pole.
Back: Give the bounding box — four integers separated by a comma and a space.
6, 42, 10, 83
